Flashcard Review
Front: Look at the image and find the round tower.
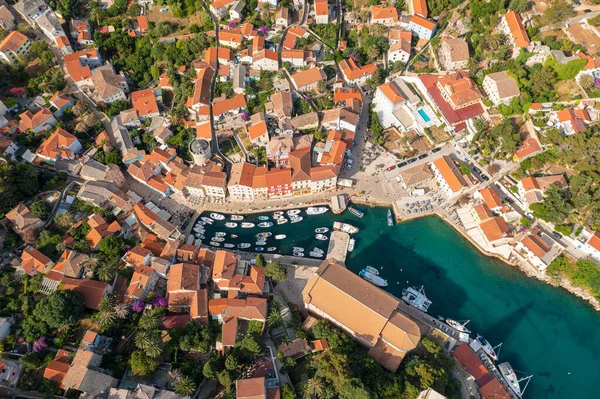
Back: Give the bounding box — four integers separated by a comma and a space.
189, 138, 212, 165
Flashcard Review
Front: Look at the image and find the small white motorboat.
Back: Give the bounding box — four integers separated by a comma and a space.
293, 247, 304, 252
315, 234, 328, 241
306, 206, 328, 215
224, 243, 235, 248
293, 252, 305, 257
211, 237, 225, 242
238, 243, 251, 249
309, 251, 324, 258
348, 238, 355, 252
195, 233, 205, 240
315, 227, 329, 233
290, 216, 303, 223
196, 221, 206, 226
256, 240, 267, 246
241, 223, 255, 228
256, 232, 272, 238
201, 217, 214, 224
273, 211, 284, 217
267, 247, 277, 252
215, 232, 226, 237
210, 213, 225, 220
258, 222, 273, 228
231, 234, 239, 238
231, 215, 244, 221
277, 218, 288, 225
225, 222, 238, 228
287, 209, 301, 216
210, 241, 221, 246
312, 247, 324, 254
193, 226, 205, 233
275, 234, 286, 240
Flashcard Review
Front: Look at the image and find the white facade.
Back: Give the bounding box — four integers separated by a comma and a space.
228, 184, 254, 201
388, 48, 410, 64
310, 176, 337, 192
408, 20, 435, 40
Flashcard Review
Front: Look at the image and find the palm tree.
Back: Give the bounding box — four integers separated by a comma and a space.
81, 255, 100, 276
138, 308, 161, 330
97, 263, 116, 282
134, 330, 163, 358
174, 375, 197, 396
305, 378, 324, 398
97, 309, 117, 329
168, 368, 183, 387
267, 308, 283, 328
98, 296, 115, 313
114, 302, 129, 319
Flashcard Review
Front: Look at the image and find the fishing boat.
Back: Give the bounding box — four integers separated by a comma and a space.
224, 244, 235, 248
401, 286, 432, 312
201, 217, 214, 224
255, 247, 264, 252
258, 215, 270, 221
287, 209, 301, 216
210, 213, 225, 220
306, 206, 328, 215
315, 227, 329, 233
333, 222, 359, 234
258, 222, 273, 228
256, 232, 272, 238
348, 238, 355, 252
277, 218, 288, 225
211, 237, 225, 242
241, 222, 255, 228
267, 247, 277, 252
225, 222, 238, 228
498, 362, 532, 398
348, 207, 364, 218
290, 216, 303, 223
387, 209, 394, 227
293, 247, 304, 252
238, 243, 251, 249
446, 319, 471, 333
215, 232, 226, 237
359, 268, 388, 287
231, 215, 244, 221
210, 241, 221, 246
309, 251, 324, 258
273, 211, 284, 217
315, 234, 328, 241
275, 234, 286, 240
476, 335, 498, 361
231, 234, 239, 238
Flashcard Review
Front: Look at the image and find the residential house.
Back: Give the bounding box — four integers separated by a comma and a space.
265, 168, 293, 198
183, 167, 228, 200
228, 162, 256, 201
0, 6, 16, 31
0, 31, 31, 65
514, 137, 542, 161
5, 203, 43, 238
282, 49, 309, 67
64, 49, 102, 87
79, 158, 126, 186
236, 377, 280, 399
36, 128, 83, 163
91, 65, 129, 104
474, 187, 504, 213
302, 259, 420, 372
167, 263, 209, 323
479, 215, 513, 247
275, 7, 289, 29
48, 92, 73, 118
133, 202, 181, 241
515, 228, 560, 271
581, 230, 600, 263
212, 250, 264, 294
517, 175, 567, 208
229, 0, 245, 20
61, 278, 112, 310
34, 12, 72, 54
431, 156, 470, 197
210, 0, 237, 19
373, 81, 406, 129
248, 120, 270, 145
501, 11, 530, 50
18, 108, 57, 133
19, 246, 54, 276
131, 88, 159, 120
70, 19, 94, 45
482, 71, 520, 105
233, 64, 246, 94
290, 68, 326, 91
397, 164, 433, 189
388, 38, 411, 64
39, 249, 88, 293
315, 0, 329, 24
551, 108, 590, 135
213, 93, 247, 122
408, 15, 436, 40
125, 265, 160, 301
187, 67, 214, 119
86, 214, 121, 249
219, 30, 243, 49
370, 6, 399, 25
339, 58, 377, 86
436, 72, 482, 109
439, 37, 469, 71
252, 49, 279, 71
410, 0, 427, 17
310, 165, 338, 193
208, 297, 268, 351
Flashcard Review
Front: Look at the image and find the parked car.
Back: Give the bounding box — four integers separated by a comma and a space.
386, 165, 396, 171
418, 153, 428, 159
583, 9, 592, 13
552, 231, 563, 240
474, 167, 482, 174
482, 174, 490, 181
407, 158, 417, 164
397, 161, 408, 167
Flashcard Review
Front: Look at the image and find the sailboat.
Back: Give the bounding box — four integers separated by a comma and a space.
476, 335, 500, 361
446, 319, 471, 333
498, 362, 533, 398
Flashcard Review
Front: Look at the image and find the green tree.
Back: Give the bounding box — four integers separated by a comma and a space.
265, 261, 287, 281
542, 0, 575, 24
508, 0, 528, 12
578, 74, 595, 90
255, 254, 265, 267
33, 290, 85, 329
281, 383, 297, 399
225, 355, 239, 371
99, 236, 125, 263
30, 200, 51, 220
203, 359, 219, 380
174, 375, 197, 396
546, 254, 570, 277
240, 334, 263, 355
130, 350, 159, 377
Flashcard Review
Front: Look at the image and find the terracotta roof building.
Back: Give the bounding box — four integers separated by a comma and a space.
501, 11, 530, 48
339, 58, 378, 85
302, 259, 421, 372
431, 156, 469, 197
0, 30, 31, 65
370, 5, 399, 24
5, 203, 43, 236
454, 343, 493, 386
61, 278, 112, 310
439, 37, 469, 71
37, 127, 83, 163
131, 88, 159, 120
482, 71, 520, 106
436, 72, 482, 109
290, 68, 326, 91
167, 263, 209, 322
20, 246, 54, 276
514, 138, 542, 161
18, 108, 57, 133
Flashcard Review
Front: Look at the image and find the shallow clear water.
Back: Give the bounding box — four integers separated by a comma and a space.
198, 205, 600, 399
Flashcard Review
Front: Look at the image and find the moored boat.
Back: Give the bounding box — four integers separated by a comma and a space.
306, 206, 328, 215
348, 207, 364, 218
275, 234, 286, 240
348, 238, 355, 252
210, 241, 221, 246
315, 234, 328, 241
365, 265, 379, 275
476, 335, 498, 361
211, 237, 225, 242
258, 221, 273, 228
231, 215, 244, 221
277, 218, 288, 225
333, 222, 359, 234
312, 247, 324, 254
258, 215, 270, 221
210, 213, 225, 220
309, 251, 324, 258
201, 217, 214, 224
446, 319, 471, 333
256, 240, 267, 246
195, 233, 205, 240
387, 209, 394, 227
401, 286, 432, 312
241, 222, 255, 228
293, 247, 304, 252
273, 211, 284, 217
287, 209, 301, 216
498, 362, 532, 398
215, 232, 226, 237
238, 243, 251, 249
193, 226, 205, 233
293, 252, 305, 257
290, 216, 303, 223
196, 221, 206, 226
224, 244, 235, 248
256, 232, 272, 238
225, 222, 238, 228
267, 247, 277, 252
255, 247, 264, 252
231, 234, 239, 238
359, 269, 388, 287
315, 227, 329, 233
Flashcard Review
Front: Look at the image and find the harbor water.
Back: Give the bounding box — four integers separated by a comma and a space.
198, 205, 600, 399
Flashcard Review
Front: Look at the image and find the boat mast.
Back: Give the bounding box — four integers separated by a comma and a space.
518, 375, 533, 395
493, 342, 503, 358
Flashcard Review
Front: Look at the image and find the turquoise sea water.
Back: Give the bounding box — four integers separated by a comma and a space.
198, 206, 600, 399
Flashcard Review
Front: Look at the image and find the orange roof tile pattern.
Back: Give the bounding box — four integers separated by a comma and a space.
371, 5, 399, 22
504, 11, 530, 47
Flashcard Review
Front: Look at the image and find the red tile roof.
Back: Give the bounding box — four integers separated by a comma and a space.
454, 343, 493, 386
504, 11, 530, 47
131, 88, 158, 117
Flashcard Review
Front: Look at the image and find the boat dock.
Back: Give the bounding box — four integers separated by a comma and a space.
330, 194, 348, 214
326, 231, 350, 264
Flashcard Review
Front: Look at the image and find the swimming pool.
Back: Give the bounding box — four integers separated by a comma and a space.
417, 108, 431, 122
